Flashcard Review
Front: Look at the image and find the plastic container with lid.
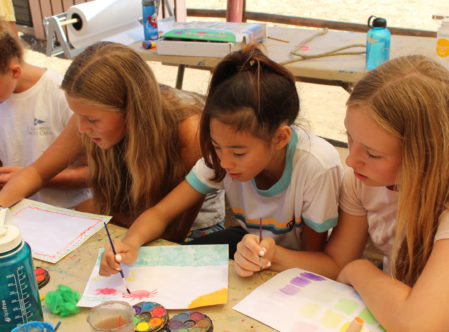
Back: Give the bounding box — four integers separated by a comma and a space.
436, 18, 449, 70
366, 16, 391, 70
0, 208, 43, 330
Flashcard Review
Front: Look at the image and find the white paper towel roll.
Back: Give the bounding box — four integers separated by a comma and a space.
67, 0, 143, 49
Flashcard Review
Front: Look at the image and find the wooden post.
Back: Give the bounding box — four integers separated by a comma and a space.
226, 0, 245, 22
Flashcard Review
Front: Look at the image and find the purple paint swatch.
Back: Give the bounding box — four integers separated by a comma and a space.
279, 284, 300, 295
300, 272, 326, 281
290, 277, 310, 287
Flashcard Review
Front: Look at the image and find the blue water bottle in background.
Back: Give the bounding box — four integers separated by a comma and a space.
142, 0, 159, 41
0, 208, 43, 330
366, 16, 391, 70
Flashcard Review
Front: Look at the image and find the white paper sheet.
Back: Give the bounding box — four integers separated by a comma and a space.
233, 268, 385, 332
6, 199, 111, 263
78, 245, 229, 309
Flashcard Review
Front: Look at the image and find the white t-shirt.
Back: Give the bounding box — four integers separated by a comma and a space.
0, 69, 91, 208
186, 127, 343, 250
340, 167, 449, 271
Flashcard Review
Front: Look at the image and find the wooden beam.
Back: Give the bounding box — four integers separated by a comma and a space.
186, 9, 436, 37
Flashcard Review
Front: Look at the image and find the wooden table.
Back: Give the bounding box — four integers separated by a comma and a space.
37, 224, 276, 331
131, 26, 435, 91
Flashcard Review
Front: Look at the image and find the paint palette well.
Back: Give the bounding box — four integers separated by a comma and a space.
167, 311, 213, 332
133, 302, 168, 331
35, 267, 50, 289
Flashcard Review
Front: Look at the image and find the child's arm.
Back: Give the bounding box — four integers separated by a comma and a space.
337, 239, 449, 332
99, 180, 206, 276
0, 163, 89, 190
42, 164, 89, 189
0, 117, 83, 207
234, 211, 369, 278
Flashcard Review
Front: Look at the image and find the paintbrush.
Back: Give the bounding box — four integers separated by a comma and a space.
259, 217, 263, 268
103, 222, 131, 294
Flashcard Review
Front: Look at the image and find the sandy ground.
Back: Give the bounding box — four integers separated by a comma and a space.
21, 0, 449, 143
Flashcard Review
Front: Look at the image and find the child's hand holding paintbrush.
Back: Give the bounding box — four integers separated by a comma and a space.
100, 223, 140, 291
233, 218, 275, 277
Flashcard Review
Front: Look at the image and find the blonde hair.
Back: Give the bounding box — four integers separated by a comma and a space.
62, 42, 203, 224
0, 18, 23, 73
347, 55, 449, 286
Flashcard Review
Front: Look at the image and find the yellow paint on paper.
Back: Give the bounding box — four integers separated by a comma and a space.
298, 302, 322, 318
126, 270, 137, 282
339, 322, 369, 332
320, 309, 344, 329
188, 288, 227, 308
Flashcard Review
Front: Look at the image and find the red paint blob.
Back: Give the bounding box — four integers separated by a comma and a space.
152, 306, 166, 317
95, 288, 118, 295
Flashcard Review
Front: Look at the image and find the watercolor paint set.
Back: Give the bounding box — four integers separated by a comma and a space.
133, 302, 168, 331
167, 311, 213, 332
114, 301, 214, 332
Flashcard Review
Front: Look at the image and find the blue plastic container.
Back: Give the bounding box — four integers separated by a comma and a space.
142, 0, 159, 41
0, 224, 43, 331
366, 16, 391, 70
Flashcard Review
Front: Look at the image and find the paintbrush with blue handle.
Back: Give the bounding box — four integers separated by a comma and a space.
103, 222, 131, 294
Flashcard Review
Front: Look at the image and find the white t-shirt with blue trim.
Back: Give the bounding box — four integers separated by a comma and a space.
186, 127, 343, 250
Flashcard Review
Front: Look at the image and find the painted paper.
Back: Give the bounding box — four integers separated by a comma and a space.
78, 245, 229, 309
233, 268, 386, 332
6, 199, 111, 263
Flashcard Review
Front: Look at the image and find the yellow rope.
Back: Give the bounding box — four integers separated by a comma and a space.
279, 28, 366, 65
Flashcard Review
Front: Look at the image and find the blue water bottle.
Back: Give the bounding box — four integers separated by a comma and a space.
366, 16, 391, 70
142, 0, 159, 41
0, 208, 43, 330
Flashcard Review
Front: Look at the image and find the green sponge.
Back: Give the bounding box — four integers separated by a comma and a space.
45, 284, 81, 317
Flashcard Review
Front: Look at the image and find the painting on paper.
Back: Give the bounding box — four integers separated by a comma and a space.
6, 199, 111, 263
78, 245, 228, 309
233, 268, 386, 332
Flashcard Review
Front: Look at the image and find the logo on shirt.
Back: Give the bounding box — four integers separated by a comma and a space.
34, 118, 45, 126
28, 118, 51, 136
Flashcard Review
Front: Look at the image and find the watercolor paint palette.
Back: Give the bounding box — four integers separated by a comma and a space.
78, 245, 228, 310
233, 268, 386, 332
133, 302, 168, 331
167, 311, 213, 331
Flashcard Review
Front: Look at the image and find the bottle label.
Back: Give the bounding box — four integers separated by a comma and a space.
143, 3, 158, 41
436, 38, 449, 58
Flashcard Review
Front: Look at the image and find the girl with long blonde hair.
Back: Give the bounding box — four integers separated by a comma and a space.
234, 55, 449, 331
0, 41, 224, 241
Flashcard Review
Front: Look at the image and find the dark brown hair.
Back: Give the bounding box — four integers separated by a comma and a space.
199, 44, 300, 181
0, 19, 23, 73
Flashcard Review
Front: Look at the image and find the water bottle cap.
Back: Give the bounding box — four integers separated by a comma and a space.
0, 224, 22, 253
368, 16, 387, 28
